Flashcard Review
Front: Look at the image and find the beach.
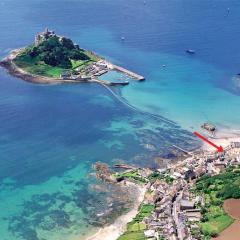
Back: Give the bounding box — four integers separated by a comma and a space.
1, 0, 240, 239
201, 128, 240, 152
85, 184, 146, 240
84, 129, 240, 240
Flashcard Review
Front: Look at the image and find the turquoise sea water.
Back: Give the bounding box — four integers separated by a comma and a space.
0, 0, 240, 239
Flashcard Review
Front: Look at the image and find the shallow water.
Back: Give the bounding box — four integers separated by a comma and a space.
0, 0, 240, 239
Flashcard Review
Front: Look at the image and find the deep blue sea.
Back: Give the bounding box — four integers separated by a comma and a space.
0, 0, 240, 239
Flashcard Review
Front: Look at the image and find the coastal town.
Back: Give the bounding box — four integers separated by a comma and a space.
95, 139, 240, 240
2, 1, 240, 240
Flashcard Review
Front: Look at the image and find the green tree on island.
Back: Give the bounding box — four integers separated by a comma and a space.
26, 35, 90, 69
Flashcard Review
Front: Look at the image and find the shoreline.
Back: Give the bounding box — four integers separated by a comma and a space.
0, 48, 91, 84
0, 48, 144, 85
84, 129, 240, 240
2, 49, 240, 240
202, 128, 240, 151
84, 183, 146, 240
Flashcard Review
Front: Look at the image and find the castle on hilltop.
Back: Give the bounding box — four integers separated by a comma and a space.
35, 28, 56, 45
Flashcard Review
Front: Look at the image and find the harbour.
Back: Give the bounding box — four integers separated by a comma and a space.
1, 1, 240, 240
110, 63, 145, 81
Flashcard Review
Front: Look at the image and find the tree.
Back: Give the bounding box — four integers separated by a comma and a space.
26, 35, 90, 68
69, 49, 90, 60
61, 37, 75, 49
29, 47, 39, 57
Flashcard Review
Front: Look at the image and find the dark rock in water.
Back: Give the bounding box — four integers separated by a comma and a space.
20, 228, 39, 240
162, 152, 177, 159
130, 120, 145, 128
201, 123, 216, 132
49, 210, 71, 228
39, 219, 56, 231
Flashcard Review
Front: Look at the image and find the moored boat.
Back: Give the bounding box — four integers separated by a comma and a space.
186, 49, 195, 54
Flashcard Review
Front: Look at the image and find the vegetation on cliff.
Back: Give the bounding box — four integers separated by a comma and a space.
13, 30, 99, 78
113, 170, 147, 184
118, 204, 154, 240
194, 166, 240, 238
26, 35, 90, 68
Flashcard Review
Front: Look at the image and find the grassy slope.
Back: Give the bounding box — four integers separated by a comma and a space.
13, 49, 99, 78
113, 170, 147, 184
117, 204, 154, 240
195, 166, 240, 237
201, 214, 233, 236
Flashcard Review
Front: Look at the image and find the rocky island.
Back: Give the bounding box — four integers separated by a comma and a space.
0, 28, 145, 85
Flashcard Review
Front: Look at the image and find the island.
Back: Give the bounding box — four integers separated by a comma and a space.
0, 28, 145, 85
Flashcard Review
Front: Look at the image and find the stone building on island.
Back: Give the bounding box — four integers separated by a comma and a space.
35, 28, 56, 46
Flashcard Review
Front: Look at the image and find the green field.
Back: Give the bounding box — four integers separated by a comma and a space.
147, 171, 174, 184
118, 231, 146, 240
195, 166, 240, 237
13, 54, 62, 78
117, 204, 154, 240
201, 214, 234, 236
113, 170, 147, 184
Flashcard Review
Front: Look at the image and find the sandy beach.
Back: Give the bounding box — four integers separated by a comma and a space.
85, 128, 240, 240
85, 184, 147, 240
201, 128, 240, 152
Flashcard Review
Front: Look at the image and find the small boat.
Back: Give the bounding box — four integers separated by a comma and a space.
186, 49, 195, 54
121, 36, 125, 41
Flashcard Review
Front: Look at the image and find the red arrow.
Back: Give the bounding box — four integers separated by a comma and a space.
194, 131, 224, 152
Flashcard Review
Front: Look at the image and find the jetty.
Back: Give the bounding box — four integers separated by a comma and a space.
91, 78, 129, 86
113, 164, 137, 170
109, 81, 129, 86
172, 144, 192, 155
111, 64, 145, 81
